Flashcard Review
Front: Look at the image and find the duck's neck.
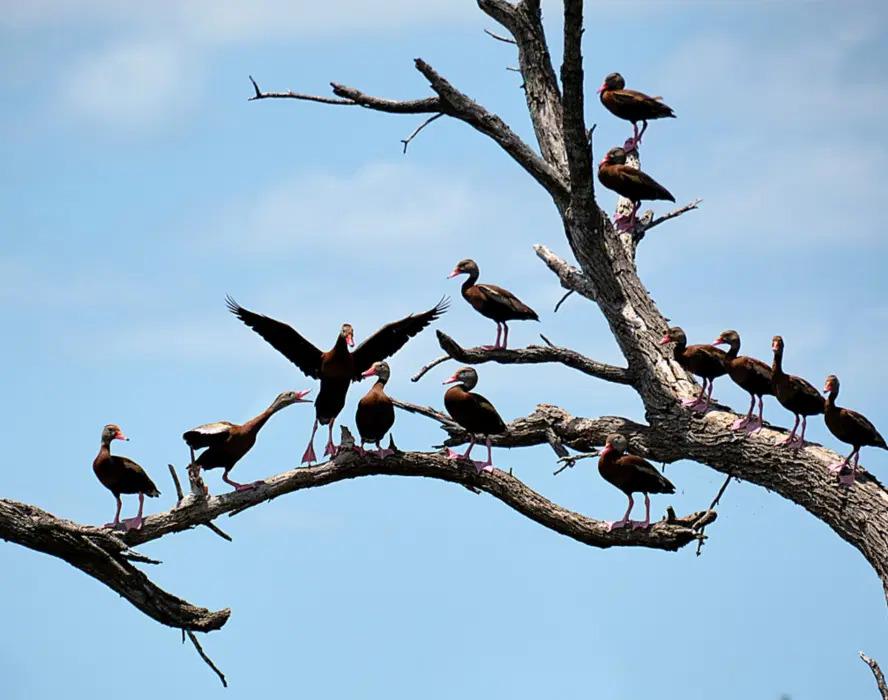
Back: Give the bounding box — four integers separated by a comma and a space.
244, 402, 279, 434
332, 333, 350, 356
824, 387, 838, 411
724, 338, 740, 361
461, 269, 480, 296
672, 339, 687, 362
771, 346, 784, 377
372, 379, 388, 393
98, 438, 112, 458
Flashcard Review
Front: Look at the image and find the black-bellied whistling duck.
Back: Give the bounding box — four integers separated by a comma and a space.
355, 361, 396, 457
228, 296, 448, 464
598, 434, 675, 531
92, 424, 160, 531
770, 335, 824, 449
713, 329, 774, 433
660, 326, 727, 413
183, 389, 311, 492
597, 72, 675, 152
822, 374, 886, 486
442, 366, 506, 472
598, 147, 675, 231
447, 258, 539, 349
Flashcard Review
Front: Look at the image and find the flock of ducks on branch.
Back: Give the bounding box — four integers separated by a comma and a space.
91, 73, 885, 533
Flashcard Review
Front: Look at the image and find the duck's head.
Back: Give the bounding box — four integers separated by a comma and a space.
447, 258, 479, 279
660, 326, 687, 346
599, 146, 627, 167
341, 323, 355, 348
362, 361, 391, 384
102, 424, 128, 444
597, 72, 625, 93
442, 366, 478, 390
600, 433, 628, 456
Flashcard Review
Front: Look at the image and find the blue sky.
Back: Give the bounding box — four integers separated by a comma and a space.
2, 1, 887, 697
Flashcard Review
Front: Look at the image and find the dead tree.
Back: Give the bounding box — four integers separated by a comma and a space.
1, 0, 885, 691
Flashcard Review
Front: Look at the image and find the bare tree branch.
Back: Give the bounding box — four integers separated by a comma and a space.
635, 198, 703, 241
413, 58, 568, 201
484, 28, 517, 44
861, 652, 888, 700
534, 244, 599, 302
432, 329, 632, 384
0, 499, 230, 632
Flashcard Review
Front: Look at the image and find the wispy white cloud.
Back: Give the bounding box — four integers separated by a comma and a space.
60, 40, 195, 130
202, 161, 484, 254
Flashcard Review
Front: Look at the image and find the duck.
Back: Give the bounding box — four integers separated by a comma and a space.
228, 296, 448, 464
660, 326, 727, 413
448, 258, 538, 349
355, 361, 396, 457
713, 330, 774, 432
598, 147, 675, 232
442, 366, 506, 472
92, 424, 160, 531
597, 433, 675, 531
183, 390, 311, 492
770, 335, 824, 449
597, 72, 675, 152
822, 374, 886, 485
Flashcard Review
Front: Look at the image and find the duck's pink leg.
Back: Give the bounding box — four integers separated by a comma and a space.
375, 440, 394, 458
323, 421, 338, 457
104, 496, 123, 529
472, 437, 496, 473
483, 324, 502, 351
624, 122, 642, 152
838, 450, 861, 486
732, 395, 756, 430
224, 470, 263, 492
502, 323, 510, 350
632, 494, 652, 530
123, 493, 145, 531
778, 414, 800, 447
748, 396, 765, 432
792, 416, 809, 449
682, 380, 708, 410
607, 495, 634, 531
302, 419, 319, 464
447, 436, 476, 462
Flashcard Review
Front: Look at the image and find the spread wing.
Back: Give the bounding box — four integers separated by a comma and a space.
227, 296, 323, 379
476, 284, 538, 319
183, 421, 236, 449
351, 297, 449, 377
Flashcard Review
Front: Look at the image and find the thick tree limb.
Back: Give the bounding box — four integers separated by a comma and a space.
861, 652, 888, 700
478, 0, 568, 173
560, 0, 596, 225
0, 499, 229, 632
429, 329, 632, 384
112, 450, 708, 553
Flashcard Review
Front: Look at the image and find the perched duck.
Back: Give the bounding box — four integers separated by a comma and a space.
597, 433, 675, 531
228, 296, 448, 464
822, 374, 886, 485
713, 330, 774, 432
442, 366, 506, 472
183, 390, 311, 492
660, 326, 727, 413
93, 424, 160, 531
597, 72, 675, 151
448, 258, 538, 349
770, 336, 824, 449
355, 361, 396, 457
598, 147, 675, 231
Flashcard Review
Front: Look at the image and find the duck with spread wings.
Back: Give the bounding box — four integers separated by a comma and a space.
227, 296, 448, 463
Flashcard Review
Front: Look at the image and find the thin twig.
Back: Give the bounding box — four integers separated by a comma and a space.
635, 198, 703, 242
203, 521, 233, 543
553, 451, 599, 476
860, 652, 888, 700
506, 67, 522, 72
248, 75, 354, 105
553, 290, 574, 313
696, 472, 735, 556
401, 113, 444, 154
484, 28, 517, 44
186, 631, 227, 688
411, 354, 451, 383
168, 464, 185, 505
